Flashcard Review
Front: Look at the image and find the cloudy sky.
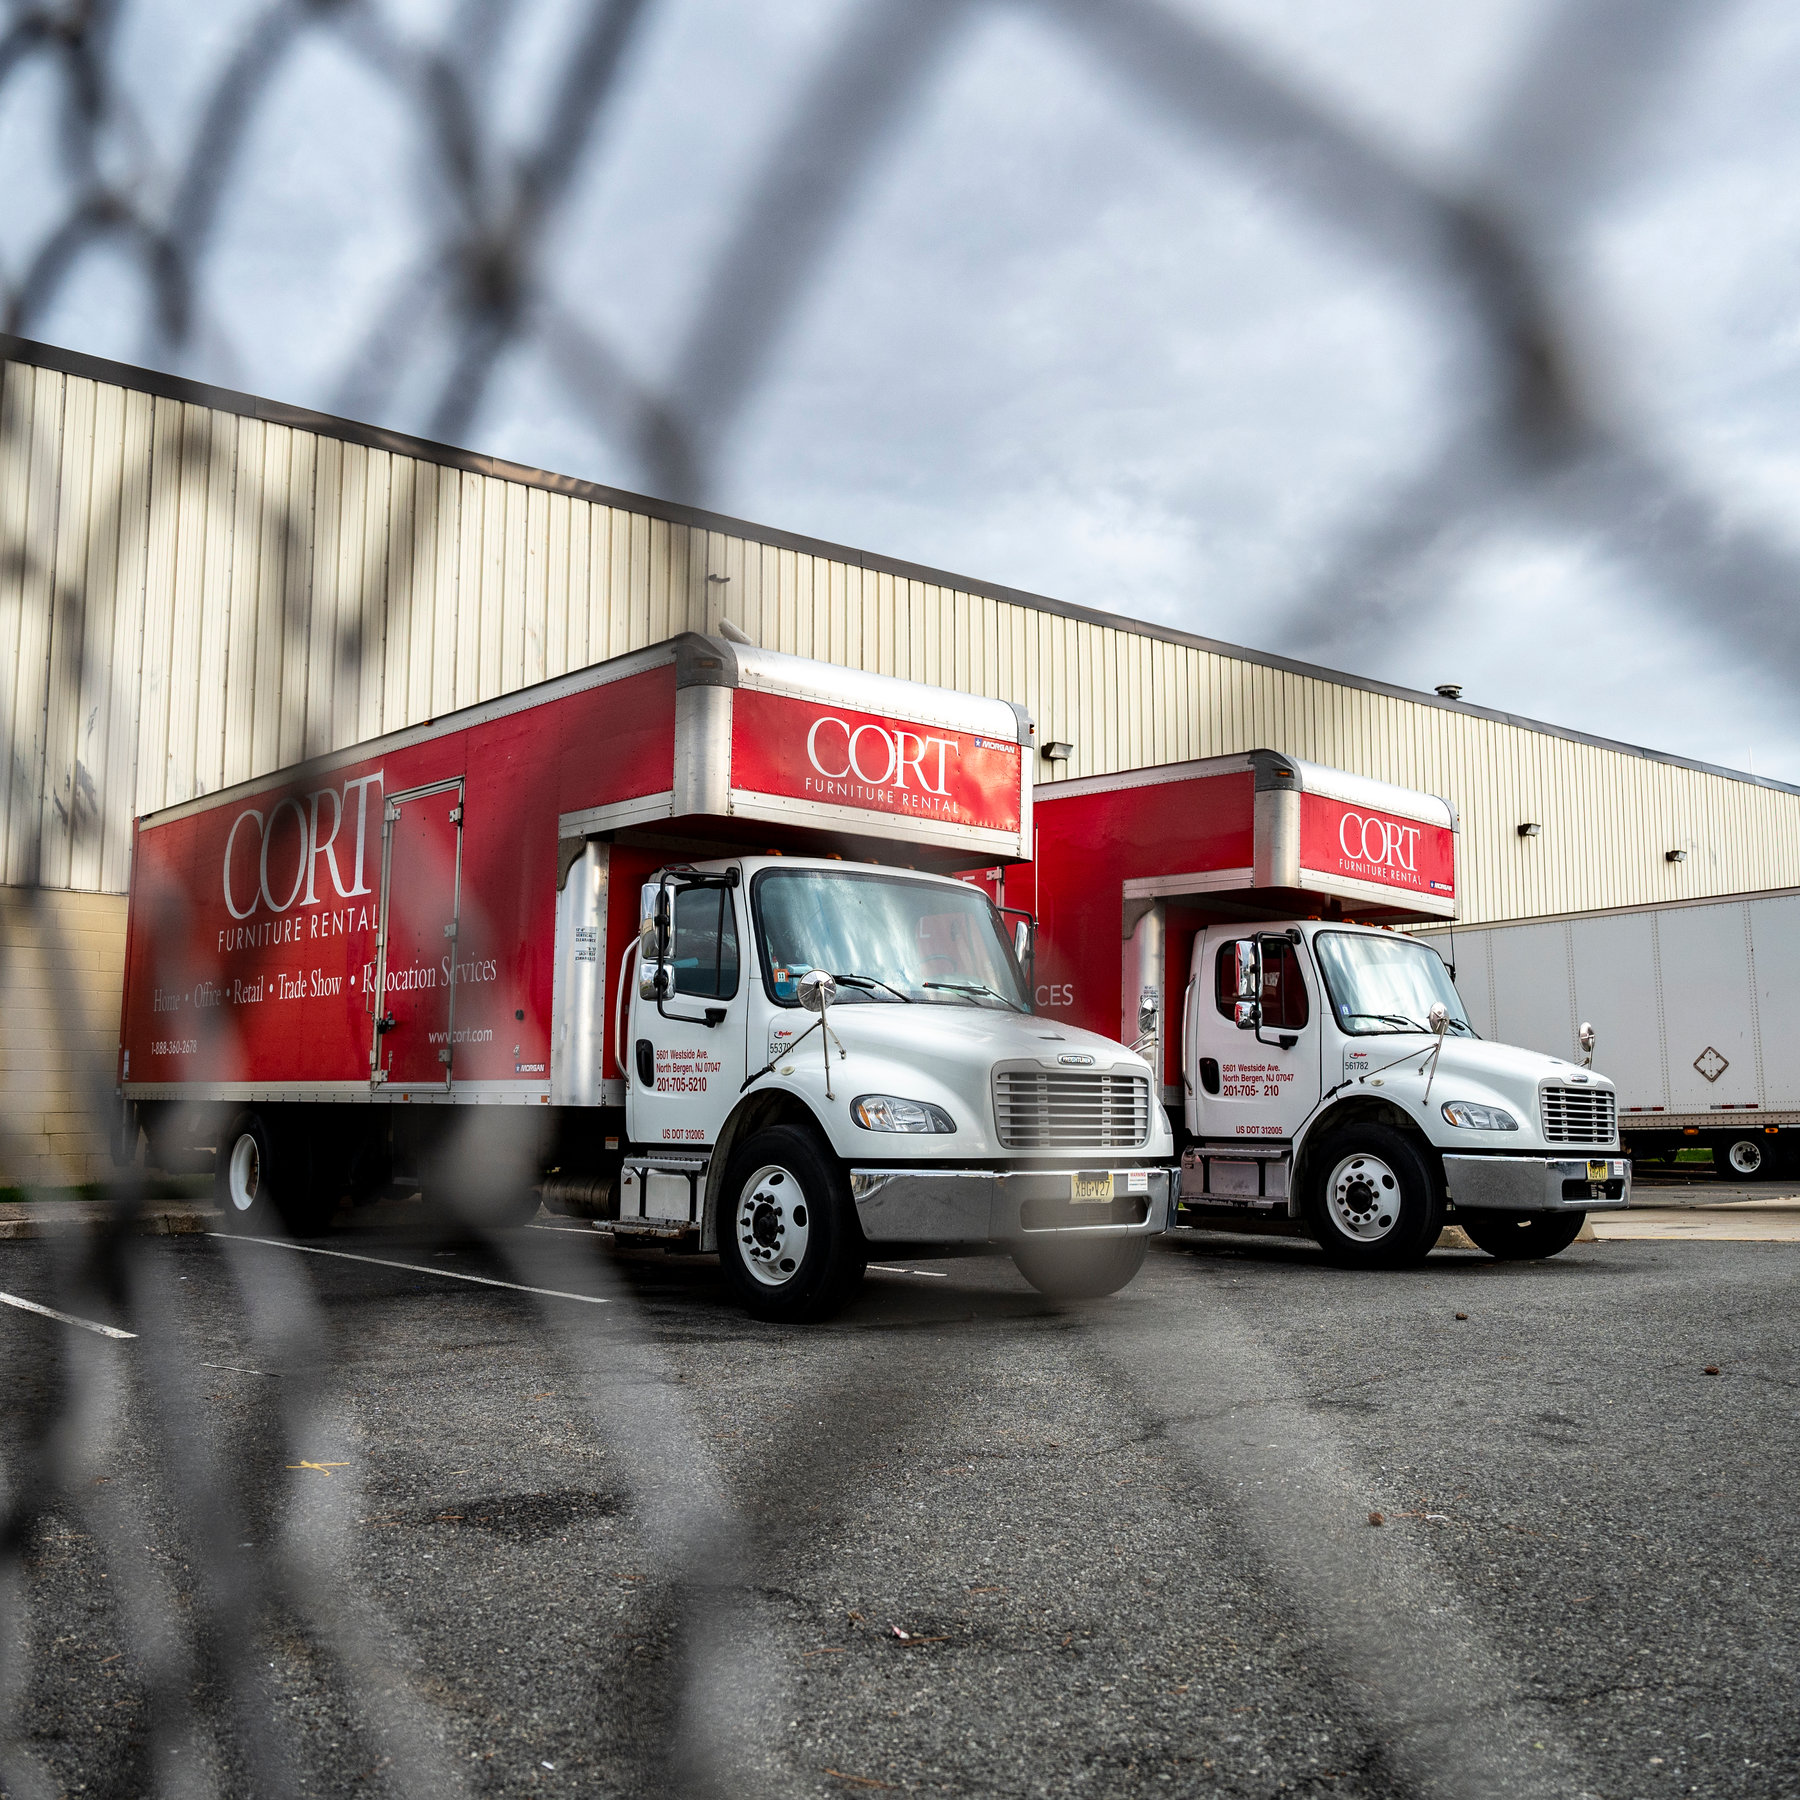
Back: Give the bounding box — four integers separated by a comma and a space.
10, 0, 1800, 778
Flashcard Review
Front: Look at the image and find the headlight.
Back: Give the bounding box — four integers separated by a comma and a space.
1441, 1101, 1518, 1131
850, 1094, 956, 1134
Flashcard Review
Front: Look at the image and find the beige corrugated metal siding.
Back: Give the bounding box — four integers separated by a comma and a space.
6, 348, 1800, 931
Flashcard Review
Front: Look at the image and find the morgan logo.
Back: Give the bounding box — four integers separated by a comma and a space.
1337, 810, 1423, 874
805, 715, 958, 794
222, 772, 385, 919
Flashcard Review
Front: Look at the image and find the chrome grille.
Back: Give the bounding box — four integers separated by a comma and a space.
1540, 1085, 1617, 1144
993, 1070, 1151, 1149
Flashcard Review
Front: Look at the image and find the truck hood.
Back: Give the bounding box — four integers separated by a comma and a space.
1337, 1033, 1614, 1149
765, 1003, 1171, 1160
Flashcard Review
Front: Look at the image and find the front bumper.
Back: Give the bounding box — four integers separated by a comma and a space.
849, 1165, 1174, 1244
1444, 1153, 1631, 1213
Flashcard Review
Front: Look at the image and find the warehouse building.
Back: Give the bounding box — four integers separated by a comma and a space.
6, 335, 1800, 1187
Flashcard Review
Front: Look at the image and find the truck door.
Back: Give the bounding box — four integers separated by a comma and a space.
627, 876, 747, 1147
373, 780, 463, 1090
1190, 929, 1321, 1142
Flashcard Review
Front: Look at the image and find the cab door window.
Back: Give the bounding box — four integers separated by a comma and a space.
1214, 939, 1309, 1030
670, 886, 739, 998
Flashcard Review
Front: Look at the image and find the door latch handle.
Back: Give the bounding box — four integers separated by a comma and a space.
376, 1013, 398, 1034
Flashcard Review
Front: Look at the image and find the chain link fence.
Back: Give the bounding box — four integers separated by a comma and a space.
2, 2, 1795, 1795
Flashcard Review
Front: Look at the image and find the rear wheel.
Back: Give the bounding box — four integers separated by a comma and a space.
1305, 1126, 1444, 1269
214, 1111, 338, 1235
1459, 1210, 1586, 1260
718, 1126, 865, 1322
1717, 1135, 1785, 1181
1011, 1236, 1147, 1300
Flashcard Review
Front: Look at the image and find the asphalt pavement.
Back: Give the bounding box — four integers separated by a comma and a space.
2, 1220, 1795, 1799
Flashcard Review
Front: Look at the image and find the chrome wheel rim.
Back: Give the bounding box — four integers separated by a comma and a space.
735, 1163, 810, 1287
1325, 1152, 1401, 1242
228, 1132, 261, 1213
1727, 1139, 1762, 1175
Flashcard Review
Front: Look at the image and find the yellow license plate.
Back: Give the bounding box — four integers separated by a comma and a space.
1587, 1161, 1609, 1182
1072, 1171, 1113, 1202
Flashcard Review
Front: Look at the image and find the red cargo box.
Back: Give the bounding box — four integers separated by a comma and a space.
121, 634, 1033, 1110
974, 751, 1456, 1097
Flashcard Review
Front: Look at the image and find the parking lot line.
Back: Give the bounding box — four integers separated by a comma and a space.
209, 1236, 611, 1303
0, 1291, 137, 1338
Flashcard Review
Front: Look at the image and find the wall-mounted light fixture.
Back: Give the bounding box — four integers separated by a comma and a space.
1517, 822, 1542, 838
1666, 848, 1688, 863
1435, 683, 1463, 700
1042, 741, 1073, 764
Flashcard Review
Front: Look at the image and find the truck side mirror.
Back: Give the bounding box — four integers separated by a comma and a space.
796, 969, 837, 1014
1013, 918, 1031, 963
1579, 1020, 1595, 1067
1234, 939, 1261, 1002
637, 881, 670, 999
1233, 999, 1260, 1031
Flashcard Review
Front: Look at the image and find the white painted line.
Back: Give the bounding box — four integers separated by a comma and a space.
0, 1291, 136, 1339
527, 1223, 606, 1235
868, 1265, 950, 1279
210, 1236, 611, 1304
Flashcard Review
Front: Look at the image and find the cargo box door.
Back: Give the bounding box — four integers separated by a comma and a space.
373, 781, 464, 1090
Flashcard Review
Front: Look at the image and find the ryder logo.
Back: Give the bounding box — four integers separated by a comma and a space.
222, 772, 385, 920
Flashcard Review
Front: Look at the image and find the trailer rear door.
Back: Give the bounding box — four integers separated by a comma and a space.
375, 781, 464, 1089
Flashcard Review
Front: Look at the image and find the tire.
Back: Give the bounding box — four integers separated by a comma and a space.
1304, 1125, 1444, 1269
717, 1126, 865, 1322
214, 1111, 338, 1236
1011, 1236, 1148, 1300
1459, 1210, 1586, 1261
1716, 1135, 1783, 1181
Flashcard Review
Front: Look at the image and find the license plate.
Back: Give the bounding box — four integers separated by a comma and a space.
1072, 1171, 1113, 1202
1587, 1160, 1609, 1182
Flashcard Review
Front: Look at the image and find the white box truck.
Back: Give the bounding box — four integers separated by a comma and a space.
1419, 888, 1800, 1180
1001, 753, 1629, 1266
119, 630, 1173, 1319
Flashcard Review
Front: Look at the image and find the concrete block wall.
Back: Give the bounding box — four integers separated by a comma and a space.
0, 887, 127, 1189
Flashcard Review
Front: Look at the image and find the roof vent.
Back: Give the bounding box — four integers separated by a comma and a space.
1435, 683, 1463, 700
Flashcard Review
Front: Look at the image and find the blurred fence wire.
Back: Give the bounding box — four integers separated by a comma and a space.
2, 0, 1796, 1795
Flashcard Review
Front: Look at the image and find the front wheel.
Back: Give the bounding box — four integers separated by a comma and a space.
1459, 1210, 1586, 1260
1011, 1236, 1147, 1300
717, 1126, 866, 1322
1304, 1126, 1444, 1269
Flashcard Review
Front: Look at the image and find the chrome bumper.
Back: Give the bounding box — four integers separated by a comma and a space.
848, 1166, 1173, 1244
1444, 1153, 1631, 1213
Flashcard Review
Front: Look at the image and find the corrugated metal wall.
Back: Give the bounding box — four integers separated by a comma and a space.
6, 350, 1800, 928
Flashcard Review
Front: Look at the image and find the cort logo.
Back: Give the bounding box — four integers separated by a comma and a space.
1337, 810, 1422, 874
223, 772, 384, 919
806, 715, 959, 794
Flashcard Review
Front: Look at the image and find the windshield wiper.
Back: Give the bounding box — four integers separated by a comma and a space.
1342, 1012, 1428, 1032
924, 980, 1026, 1013
1344, 1010, 1472, 1035
831, 971, 913, 1003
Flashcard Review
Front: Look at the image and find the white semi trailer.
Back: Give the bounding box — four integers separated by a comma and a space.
1419, 888, 1800, 1179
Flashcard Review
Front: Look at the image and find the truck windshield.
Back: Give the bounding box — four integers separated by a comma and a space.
1312, 932, 1473, 1037
753, 869, 1028, 1011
